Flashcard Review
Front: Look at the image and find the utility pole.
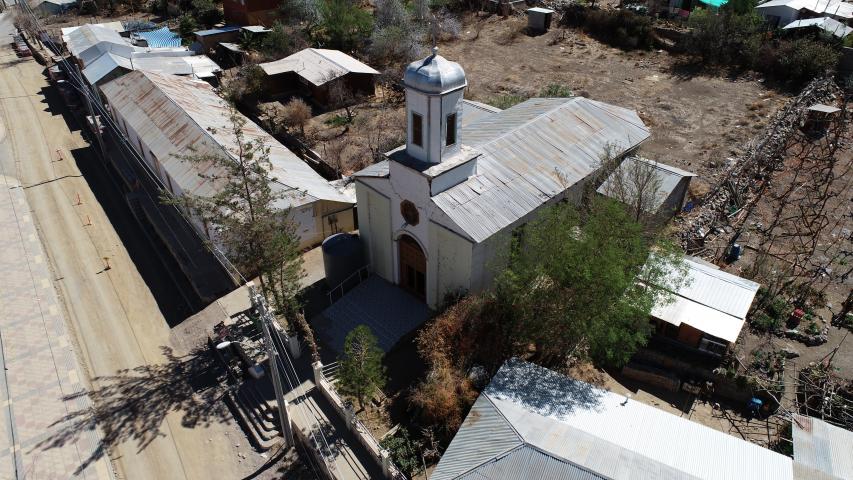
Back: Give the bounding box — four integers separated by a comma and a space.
248, 281, 294, 447
71, 61, 106, 159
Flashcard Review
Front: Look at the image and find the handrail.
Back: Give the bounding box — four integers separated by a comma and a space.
327, 265, 371, 306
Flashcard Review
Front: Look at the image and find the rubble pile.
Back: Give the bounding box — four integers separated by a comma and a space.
676, 77, 843, 257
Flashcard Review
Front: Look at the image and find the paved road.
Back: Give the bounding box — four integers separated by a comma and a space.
0, 14, 249, 479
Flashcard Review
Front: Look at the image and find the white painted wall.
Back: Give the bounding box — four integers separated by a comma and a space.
429, 221, 473, 307
356, 182, 393, 280
405, 87, 465, 164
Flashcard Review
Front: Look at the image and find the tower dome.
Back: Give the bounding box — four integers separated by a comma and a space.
403, 47, 467, 95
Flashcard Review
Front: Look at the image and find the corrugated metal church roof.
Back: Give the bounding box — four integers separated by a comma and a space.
432, 97, 651, 243
432, 359, 794, 480
100, 70, 350, 208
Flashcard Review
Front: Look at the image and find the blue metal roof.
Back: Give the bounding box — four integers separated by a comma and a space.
136, 27, 181, 48
194, 26, 241, 36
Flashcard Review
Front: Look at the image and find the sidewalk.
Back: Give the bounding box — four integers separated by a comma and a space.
0, 176, 113, 479
285, 380, 386, 480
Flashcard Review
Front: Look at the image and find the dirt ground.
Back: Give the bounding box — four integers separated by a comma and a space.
443, 14, 789, 194
307, 13, 789, 190
569, 362, 788, 448
39, 10, 160, 38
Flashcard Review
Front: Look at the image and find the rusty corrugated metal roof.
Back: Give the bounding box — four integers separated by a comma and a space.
432, 97, 651, 242
100, 70, 350, 208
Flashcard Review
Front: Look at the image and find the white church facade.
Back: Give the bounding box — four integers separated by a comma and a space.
353, 49, 652, 309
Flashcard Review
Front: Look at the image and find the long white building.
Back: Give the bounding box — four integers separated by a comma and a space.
101, 70, 354, 249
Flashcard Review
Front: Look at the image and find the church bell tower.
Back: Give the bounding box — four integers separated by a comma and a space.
402, 47, 467, 165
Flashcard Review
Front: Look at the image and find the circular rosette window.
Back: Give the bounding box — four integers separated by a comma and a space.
400, 200, 420, 226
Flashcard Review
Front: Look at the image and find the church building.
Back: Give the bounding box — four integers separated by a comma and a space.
353, 48, 651, 309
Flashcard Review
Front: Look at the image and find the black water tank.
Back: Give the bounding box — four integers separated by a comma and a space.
322, 233, 365, 288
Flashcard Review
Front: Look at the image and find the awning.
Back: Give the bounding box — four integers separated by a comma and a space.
651, 295, 746, 343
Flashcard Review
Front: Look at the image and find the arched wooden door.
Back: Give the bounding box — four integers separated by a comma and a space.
398, 234, 426, 301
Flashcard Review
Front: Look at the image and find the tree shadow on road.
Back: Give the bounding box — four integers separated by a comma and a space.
32, 345, 232, 475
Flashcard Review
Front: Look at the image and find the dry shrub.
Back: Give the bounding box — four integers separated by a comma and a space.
281, 98, 312, 137
408, 364, 477, 436
494, 18, 527, 46
409, 295, 512, 438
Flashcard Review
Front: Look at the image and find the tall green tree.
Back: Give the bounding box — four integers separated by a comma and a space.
494, 198, 687, 367
337, 325, 386, 410
260, 21, 293, 58
191, 0, 223, 27
163, 107, 304, 318
316, 0, 372, 51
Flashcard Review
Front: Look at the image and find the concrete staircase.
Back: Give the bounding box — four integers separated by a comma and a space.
225, 379, 282, 451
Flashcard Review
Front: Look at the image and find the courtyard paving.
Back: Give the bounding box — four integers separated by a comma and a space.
314, 275, 432, 353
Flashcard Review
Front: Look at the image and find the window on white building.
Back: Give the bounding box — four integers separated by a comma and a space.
446, 113, 457, 146
412, 112, 423, 147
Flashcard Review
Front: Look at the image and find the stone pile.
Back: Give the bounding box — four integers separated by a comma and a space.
676, 77, 843, 257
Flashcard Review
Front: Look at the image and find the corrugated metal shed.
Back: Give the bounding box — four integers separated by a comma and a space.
63, 24, 128, 58
432, 359, 794, 480
76, 41, 139, 67
82, 52, 132, 84
259, 48, 379, 85
181, 55, 221, 78
650, 255, 759, 343
597, 156, 696, 213
756, 0, 853, 18
100, 70, 350, 208
431, 97, 651, 243
241, 25, 271, 33
130, 55, 194, 75
83, 51, 220, 84
783, 17, 853, 37
194, 26, 241, 37
792, 414, 853, 479
134, 27, 182, 48
808, 104, 842, 114
62, 21, 125, 37
38, 0, 77, 11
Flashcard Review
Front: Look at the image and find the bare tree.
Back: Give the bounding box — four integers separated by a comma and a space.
325, 75, 360, 125
599, 156, 665, 223
322, 137, 349, 178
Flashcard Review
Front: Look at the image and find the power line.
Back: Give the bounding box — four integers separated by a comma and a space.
14, 4, 342, 474
15, 1, 246, 284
